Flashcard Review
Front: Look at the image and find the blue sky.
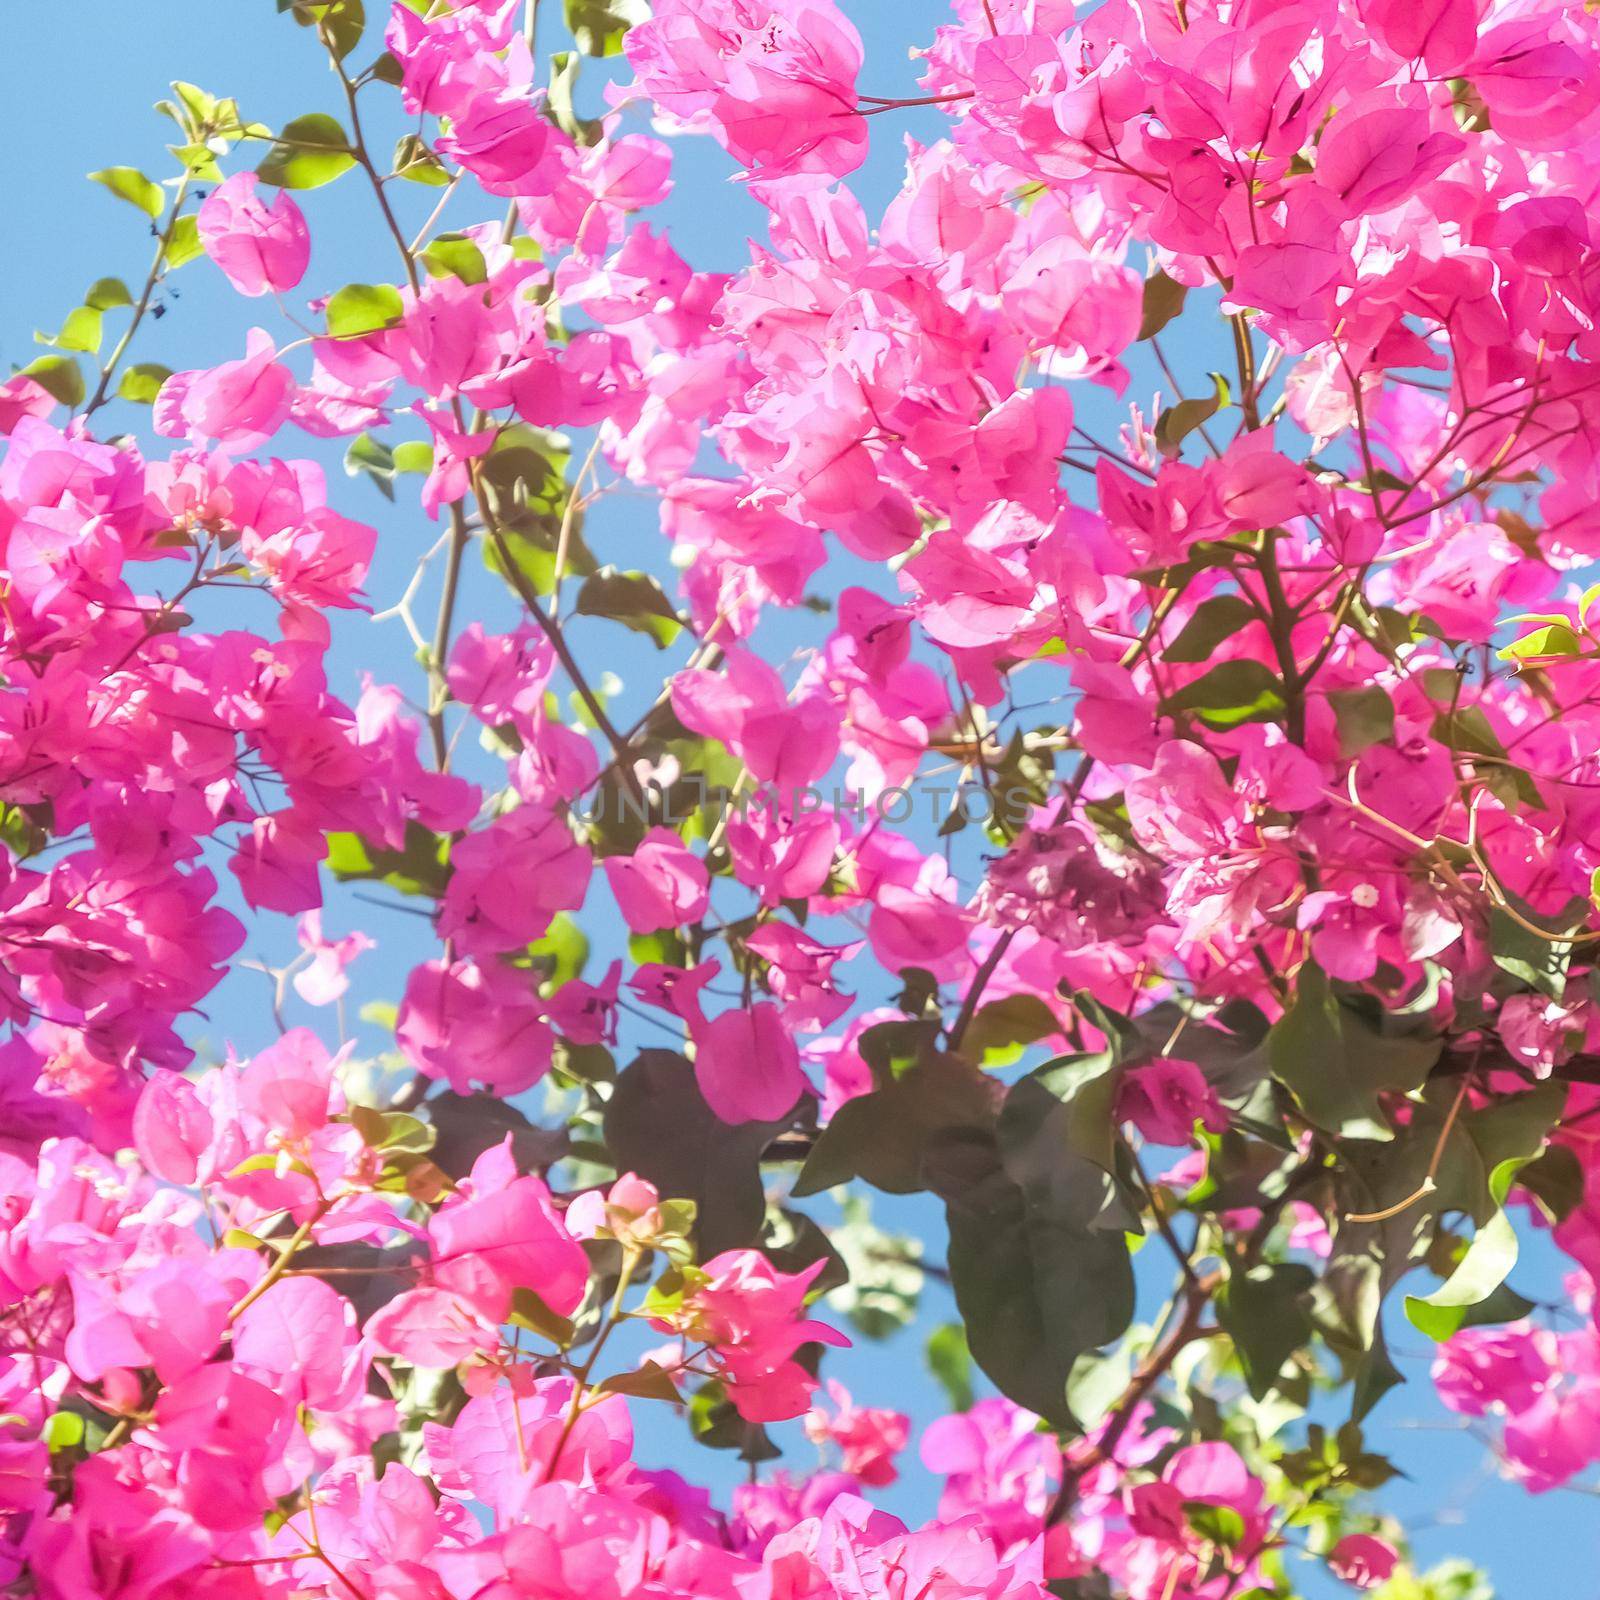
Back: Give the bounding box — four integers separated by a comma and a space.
1, 3, 1588, 1591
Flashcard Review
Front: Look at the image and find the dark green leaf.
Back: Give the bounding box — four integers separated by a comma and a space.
1217, 1263, 1315, 1399
1159, 660, 1286, 730
1164, 594, 1258, 665
1269, 963, 1439, 1139
1327, 685, 1395, 757
345, 432, 396, 499
793, 1046, 997, 1198
1138, 270, 1187, 340
606, 1050, 800, 1256
575, 568, 683, 650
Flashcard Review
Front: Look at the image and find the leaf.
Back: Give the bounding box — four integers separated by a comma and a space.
1327, 685, 1395, 758
595, 1360, 682, 1402
326, 283, 404, 339
1488, 903, 1574, 1000
166, 215, 204, 269
19, 354, 85, 408
1159, 660, 1286, 730
421, 233, 489, 285
285, 0, 366, 58
85, 277, 132, 311
1154, 375, 1226, 458
792, 1046, 997, 1198
1217, 1263, 1316, 1399
961, 993, 1060, 1064
1138, 270, 1188, 340
118, 363, 172, 405
1268, 963, 1439, 1139
44, 306, 103, 355
427, 1091, 567, 1179
392, 132, 451, 186
1405, 1157, 1535, 1341
324, 822, 451, 897
547, 52, 604, 146
508, 1286, 576, 1348
1164, 594, 1258, 664
575, 569, 683, 650
925, 1322, 974, 1412
257, 113, 356, 189
1499, 622, 1583, 666
937, 1131, 1135, 1428
344, 432, 396, 500
605, 1050, 798, 1257
564, 0, 648, 56
89, 166, 164, 218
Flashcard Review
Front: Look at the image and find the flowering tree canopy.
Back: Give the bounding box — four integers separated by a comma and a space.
7, 0, 1600, 1595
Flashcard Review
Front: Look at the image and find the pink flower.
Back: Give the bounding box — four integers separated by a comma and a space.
154, 328, 295, 453
293, 910, 374, 1006
1116, 1058, 1229, 1147
1329, 1534, 1400, 1590
692, 1002, 809, 1124
804, 1380, 909, 1486
196, 173, 310, 296
603, 827, 710, 933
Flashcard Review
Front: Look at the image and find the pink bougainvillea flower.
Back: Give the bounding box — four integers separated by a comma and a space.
196, 172, 311, 296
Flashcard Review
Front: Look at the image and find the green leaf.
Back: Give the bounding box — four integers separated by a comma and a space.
1499, 621, 1583, 665
606, 1050, 799, 1257
595, 1361, 682, 1402
85, 277, 133, 311
1154, 375, 1226, 458
1184, 1502, 1246, 1549
258, 113, 356, 189
793, 1043, 996, 1198
1488, 902, 1575, 1000
1138, 270, 1188, 340
326, 282, 404, 339
421, 233, 489, 285
45, 306, 103, 355
825, 1196, 923, 1339
284, 0, 367, 58
392, 132, 451, 186
547, 52, 604, 146
345, 432, 396, 500
564, 0, 648, 56
1327, 685, 1395, 758
508, 1286, 577, 1348
42, 1412, 86, 1451
1268, 963, 1439, 1139
89, 166, 164, 218
575, 569, 683, 650
939, 1131, 1134, 1428
166, 215, 204, 269
427, 1091, 567, 1179
957, 993, 1060, 1065
925, 1322, 974, 1412
1159, 660, 1286, 730
118, 363, 173, 405
20, 354, 85, 408
1405, 1157, 1535, 1341
1164, 594, 1258, 664
1217, 1263, 1316, 1399
324, 822, 451, 898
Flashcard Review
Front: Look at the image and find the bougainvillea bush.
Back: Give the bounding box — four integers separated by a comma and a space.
11, 0, 1600, 1592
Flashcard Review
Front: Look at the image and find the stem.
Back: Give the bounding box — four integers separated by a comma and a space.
544, 1246, 640, 1480
947, 929, 1016, 1053
84, 171, 196, 417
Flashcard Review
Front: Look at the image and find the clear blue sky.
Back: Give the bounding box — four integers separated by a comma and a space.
1, 5, 1584, 1591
